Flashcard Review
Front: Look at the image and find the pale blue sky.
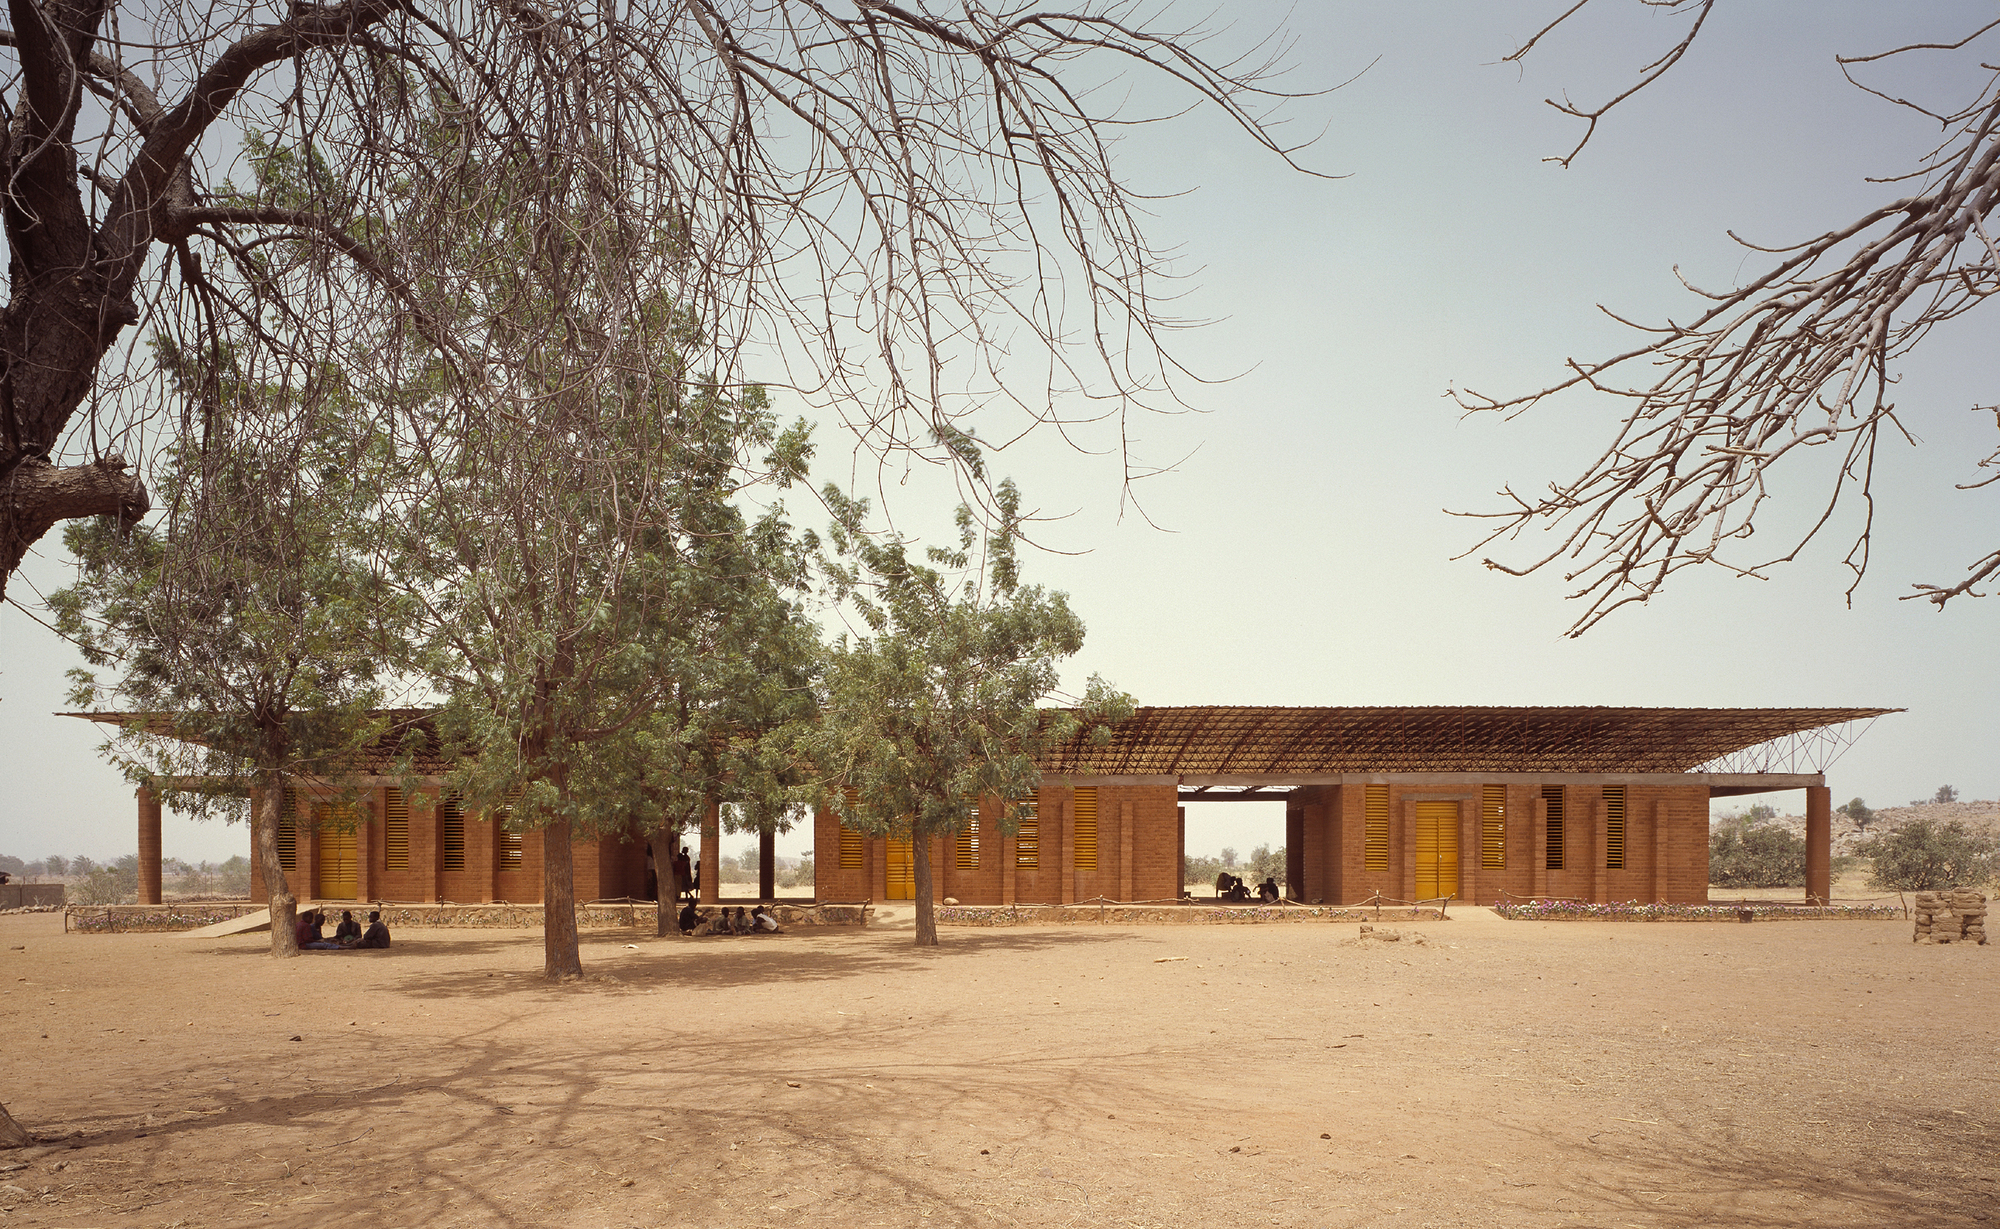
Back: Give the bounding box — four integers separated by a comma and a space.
4, 2, 1994, 866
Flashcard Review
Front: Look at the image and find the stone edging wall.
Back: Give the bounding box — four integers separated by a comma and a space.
64, 901, 870, 934
934, 904, 1448, 926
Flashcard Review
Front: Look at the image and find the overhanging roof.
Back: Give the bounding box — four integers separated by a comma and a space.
1036, 706, 1897, 777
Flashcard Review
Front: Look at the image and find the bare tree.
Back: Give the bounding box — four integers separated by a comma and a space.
1453, 3, 2000, 634
0, 0, 1320, 607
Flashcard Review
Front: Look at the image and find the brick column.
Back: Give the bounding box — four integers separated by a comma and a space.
1651, 799, 1667, 903
1119, 801, 1134, 902
1285, 808, 1304, 902
137, 785, 163, 904
1002, 831, 1016, 905
1176, 805, 1187, 900
1458, 799, 1476, 905
1059, 791, 1074, 905
700, 800, 720, 904
1532, 795, 1548, 899
1399, 798, 1416, 904
355, 796, 374, 903
1589, 797, 1606, 904
1805, 785, 1832, 905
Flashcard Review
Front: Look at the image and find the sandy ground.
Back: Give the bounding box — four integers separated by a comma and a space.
1, 907, 1994, 1229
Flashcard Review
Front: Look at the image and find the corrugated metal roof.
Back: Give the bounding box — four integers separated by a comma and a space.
1036, 706, 1898, 776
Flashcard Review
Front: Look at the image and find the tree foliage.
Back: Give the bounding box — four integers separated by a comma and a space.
51, 340, 394, 958
812, 478, 1131, 946
1709, 817, 1806, 889
0, 0, 1317, 603
1457, 5, 2000, 631
1857, 818, 2000, 892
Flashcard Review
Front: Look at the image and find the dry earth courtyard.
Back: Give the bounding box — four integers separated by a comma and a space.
0, 910, 1993, 1228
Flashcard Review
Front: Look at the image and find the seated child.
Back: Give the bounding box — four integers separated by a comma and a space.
354, 911, 391, 949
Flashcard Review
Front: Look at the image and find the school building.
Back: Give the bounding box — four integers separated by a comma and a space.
810, 706, 1892, 908
87, 703, 1889, 910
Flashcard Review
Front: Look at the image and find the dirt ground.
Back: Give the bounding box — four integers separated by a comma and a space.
1, 907, 1994, 1229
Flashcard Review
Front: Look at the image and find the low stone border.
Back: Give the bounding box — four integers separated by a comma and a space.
934, 903, 1448, 926
66, 903, 267, 934
64, 900, 869, 934
1492, 899, 1900, 922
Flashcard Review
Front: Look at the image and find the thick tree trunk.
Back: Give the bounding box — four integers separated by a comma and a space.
0, 455, 149, 601
0, 1101, 30, 1148
543, 815, 584, 979
255, 771, 300, 958
648, 826, 678, 937
912, 825, 939, 947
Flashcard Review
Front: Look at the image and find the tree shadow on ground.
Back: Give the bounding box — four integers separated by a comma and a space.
1492, 1108, 1984, 1227
390, 925, 1139, 997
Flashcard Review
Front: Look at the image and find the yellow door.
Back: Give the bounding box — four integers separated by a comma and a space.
317, 820, 358, 900
1414, 801, 1459, 902
885, 837, 914, 901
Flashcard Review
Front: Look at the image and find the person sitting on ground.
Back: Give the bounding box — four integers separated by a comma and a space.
752, 905, 783, 934
1224, 876, 1252, 903
333, 910, 362, 943
691, 909, 727, 937
678, 899, 700, 935
733, 906, 755, 936
354, 910, 391, 949
294, 908, 323, 949
1214, 870, 1232, 900
1258, 877, 1281, 903
300, 909, 346, 950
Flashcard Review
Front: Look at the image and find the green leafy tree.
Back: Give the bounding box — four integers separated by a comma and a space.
812, 478, 1132, 946
1247, 844, 1288, 891
1934, 785, 1960, 805
1838, 797, 1876, 833
1709, 818, 1806, 889
43, 856, 67, 878
52, 340, 394, 959
1857, 819, 2000, 892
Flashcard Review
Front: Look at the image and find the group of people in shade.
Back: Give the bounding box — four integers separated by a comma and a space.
1214, 872, 1282, 904
677, 901, 782, 936
296, 908, 391, 950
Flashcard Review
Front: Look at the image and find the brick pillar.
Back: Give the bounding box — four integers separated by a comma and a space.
1176, 805, 1187, 900
1651, 799, 1667, 903
700, 800, 720, 904
356, 800, 376, 904
759, 827, 775, 902
1002, 830, 1016, 905
1458, 798, 1476, 905
1805, 785, 1832, 905
1285, 809, 1304, 901
1399, 798, 1416, 904
1532, 795, 1548, 899
137, 785, 163, 905
1589, 797, 1606, 904
1119, 801, 1134, 902
1059, 792, 1075, 905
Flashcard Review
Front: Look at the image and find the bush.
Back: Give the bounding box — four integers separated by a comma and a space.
1855, 818, 2000, 892
1709, 820, 1805, 888
71, 856, 139, 905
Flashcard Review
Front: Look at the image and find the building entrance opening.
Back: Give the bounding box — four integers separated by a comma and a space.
1414, 800, 1459, 902
885, 837, 914, 900
1179, 801, 1287, 899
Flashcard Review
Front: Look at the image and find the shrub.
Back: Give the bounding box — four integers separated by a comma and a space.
1855, 819, 2000, 892
1709, 820, 1805, 888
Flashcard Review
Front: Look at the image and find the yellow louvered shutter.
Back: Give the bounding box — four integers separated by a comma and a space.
1481, 785, 1506, 870
384, 787, 410, 870
276, 788, 298, 870
956, 816, 979, 869
1604, 786, 1626, 869
1543, 785, 1565, 871
1073, 788, 1098, 870
1015, 797, 1039, 868
440, 792, 466, 871
1364, 785, 1389, 872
